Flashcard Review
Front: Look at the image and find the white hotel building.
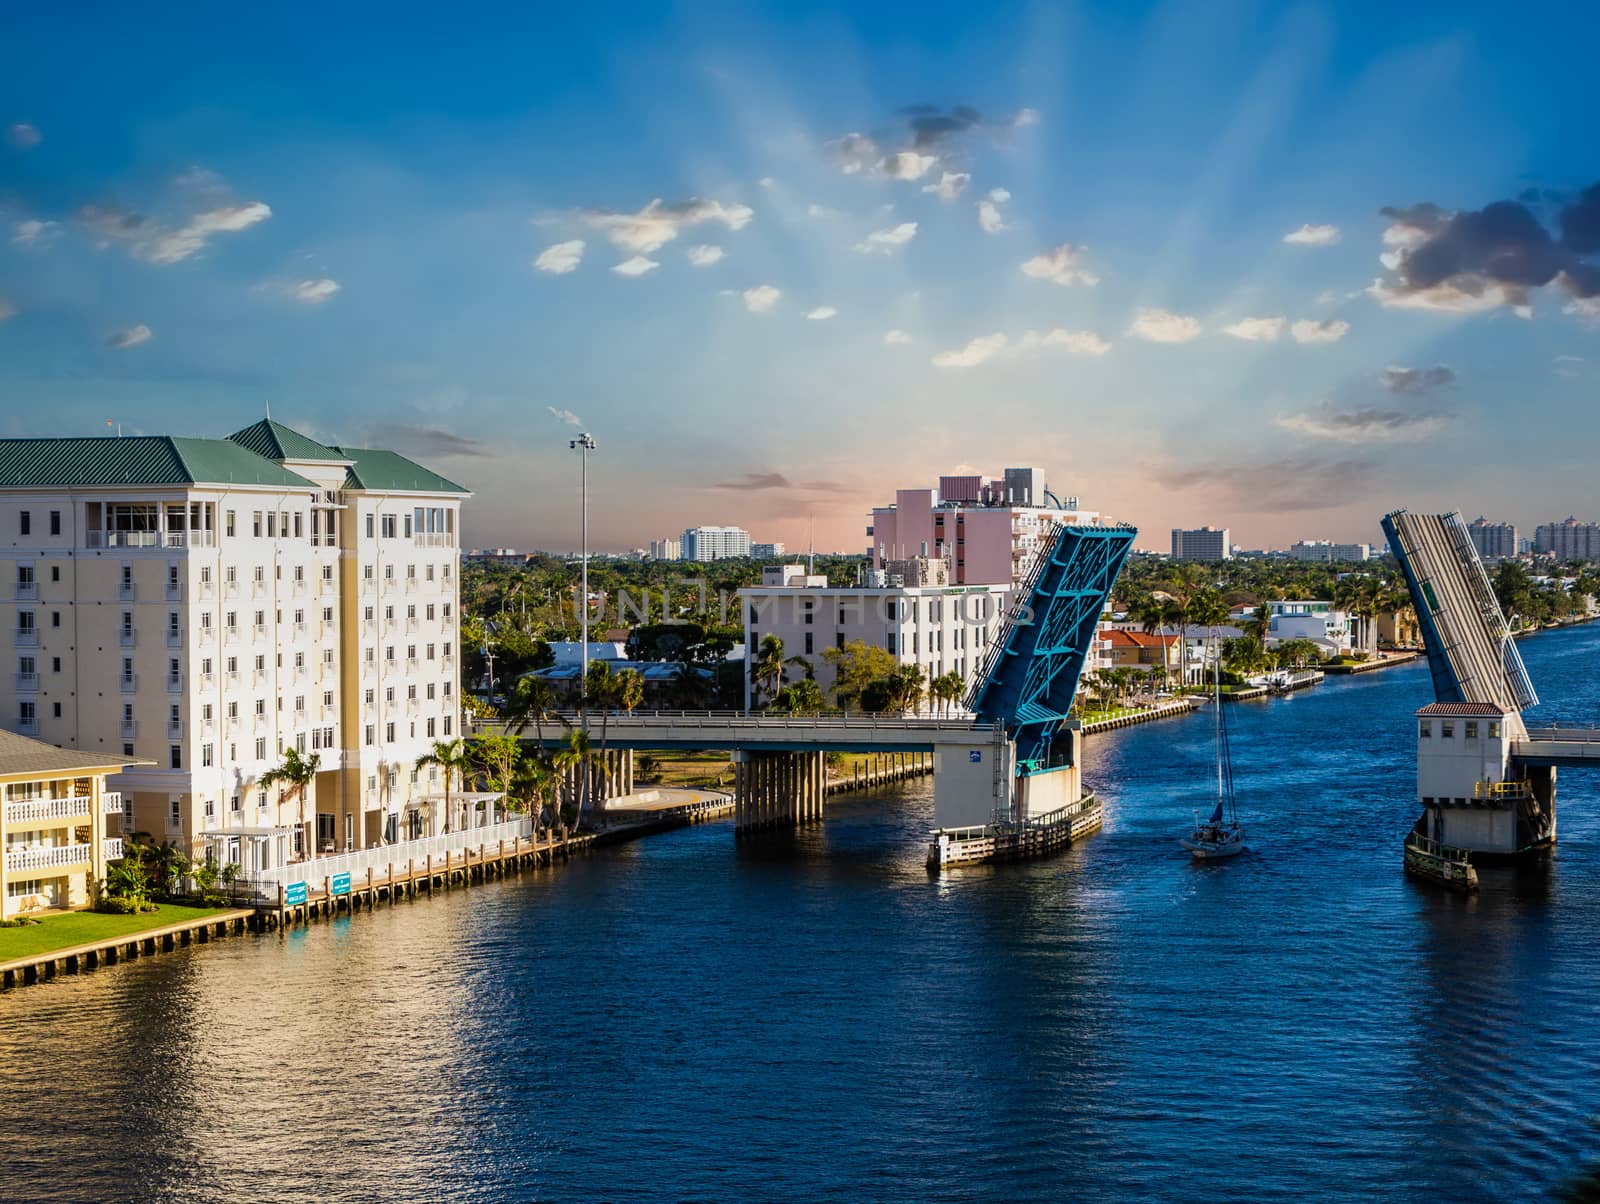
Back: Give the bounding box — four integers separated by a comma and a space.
0, 419, 469, 865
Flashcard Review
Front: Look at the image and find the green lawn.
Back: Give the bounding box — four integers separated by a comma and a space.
0, 903, 233, 962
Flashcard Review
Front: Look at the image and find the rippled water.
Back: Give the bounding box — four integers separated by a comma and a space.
5, 626, 1600, 1202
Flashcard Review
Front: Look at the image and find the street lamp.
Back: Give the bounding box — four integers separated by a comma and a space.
570, 432, 596, 709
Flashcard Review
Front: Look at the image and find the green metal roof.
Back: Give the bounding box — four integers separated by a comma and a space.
328, 446, 470, 494
226, 418, 349, 462
0, 436, 316, 488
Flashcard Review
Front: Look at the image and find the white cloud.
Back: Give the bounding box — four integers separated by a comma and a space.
1036, 328, 1111, 356
1013, 108, 1040, 128
1290, 318, 1349, 344
1019, 243, 1098, 286
579, 198, 753, 255
856, 221, 918, 254
758, 176, 776, 189
0, 298, 14, 322
81, 199, 272, 265
1367, 276, 1530, 317
107, 324, 152, 349
933, 333, 1008, 369
611, 255, 659, 277
11, 219, 60, 248
922, 171, 970, 202
534, 240, 585, 274
828, 132, 879, 175
292, 278, 341, 304
1565, 297, 1600, 327
685, 244, 725, 268
978, 188, 1011, 234
548, 406, 583, 427
883, 329, 913, 345
1283, 223, 1341, 247
7, 122, 41, 150
806, 306, 837, 321
1221, 316, 1285, 342
1275, 404, 1445, 443
881, 151, 939, 181
1128, 308, 1201, 343
742, 284, 781, 313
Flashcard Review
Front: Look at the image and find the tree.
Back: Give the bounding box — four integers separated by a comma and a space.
752, 635, 787, 708
614, 667, 645, 715
552, 726, 609, 829
821, 640, 899, 708
1277, 638, 1324, 669
415, 738, 473, 833
505, 674, 563, 749
1245, 602, 1272, 651
472, 733, 522, 796
887, 663, 926, 714
930, 670, 966, 716
511, 756, 559, 831
259, 747, 321, 856
773, 677, 826, 713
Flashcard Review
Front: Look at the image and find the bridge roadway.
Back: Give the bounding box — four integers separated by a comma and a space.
477, 710, 1004, 754
1514, 727, 1600, 769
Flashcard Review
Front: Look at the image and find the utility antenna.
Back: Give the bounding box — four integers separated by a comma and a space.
265, 399, 271, 420
808, 514, 815, 575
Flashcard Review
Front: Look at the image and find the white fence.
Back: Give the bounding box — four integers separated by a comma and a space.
259, 816, 533, 893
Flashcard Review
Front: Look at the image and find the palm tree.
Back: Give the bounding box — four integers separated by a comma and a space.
614, 667, 645, 715
259, 746, 322, 857
888, 663, 926, 714
511, 756, 559, 832
415, 738, 473, 834
505, 675, 562, 748
752, 634, 786, 708
552, 726, 609, 830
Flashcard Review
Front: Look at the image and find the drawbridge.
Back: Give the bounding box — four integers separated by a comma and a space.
1383, 509, 1596, 886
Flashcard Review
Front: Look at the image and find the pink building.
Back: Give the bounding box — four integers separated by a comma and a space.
867, 469, 1107, 587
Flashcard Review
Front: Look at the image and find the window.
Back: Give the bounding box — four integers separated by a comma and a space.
322, 606, 334, 623
202, 744, 214, 767
255, 737, 267, 759
366, 514, 375, 539
50, 611, 59, 627
51, 657, 60, 673
255, 699, 266, 717
266, 512, 277, 538
381, 515, 397, 539
385, 722, 396, 742
228, 701, 238, 720
52, 702, 61, 718
226, 510, 236, 537
426, 717, 436, 738
1441, 721, 1455, 738
364, 688, 374, 705
50, 566, 59, 582
1465, 721, 1479, 739
836, 632, 845, 650
19, 510, 30, 535
386, 686, 395, 703
323, 690, 333, 708
407, 684, 417, 701
805, 632, 813, 654
426, 604, 435, 621
443, 715, 452, 736
887, 632, 897, 654
49, 510, 60, 536
202, 702, 213, 722
253, 511, 263, 537
322, 565, 334, 582
170, 745, 182, 770
231, 793, 242, 813
1489, 721, 1502, 739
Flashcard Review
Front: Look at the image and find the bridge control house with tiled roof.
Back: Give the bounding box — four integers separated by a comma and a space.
0, 419, 471, 869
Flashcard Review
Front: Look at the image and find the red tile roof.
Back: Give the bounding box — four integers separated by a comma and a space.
1106, 630, 1177, 649
1415, 702, 1513, 717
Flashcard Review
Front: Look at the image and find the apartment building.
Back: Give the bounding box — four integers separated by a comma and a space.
1466, 518, 1518, 561
681, 526, 751, 561
1, 729, 143, 918
1170, 526, 1231, 561
1534, 517, 1600, 562
1288, 540, 1371, 563
0, 418, 469, 865
740, 564, 1009, 711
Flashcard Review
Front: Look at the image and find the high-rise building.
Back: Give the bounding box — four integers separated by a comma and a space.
751, 542, 785, 559
1171, 527, 1231, 561
867, 467, 1104, 587
0, 419, 470, 862
648, 538, 682, 561
1289, 540, 1371, 563
1465, 517, 1518, 561
1533, 517, 1600, 562
681, 526, 751, 561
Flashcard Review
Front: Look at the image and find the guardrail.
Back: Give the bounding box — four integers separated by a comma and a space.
490, 709, 995, 732
257, 816, 532, 892
1523, 726, 1600, 744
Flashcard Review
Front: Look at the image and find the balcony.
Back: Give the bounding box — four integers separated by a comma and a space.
88, 530, 160, 549
293, 622, 308, 637
167, 719, 184, 739
120, 718, 137, 738
14, 580, 37, 600
224, 579, 240, 598
253, 624, 268, 639
14, 715, 38, 735
225, 626, 240, 645
118, 582, 136, 600
118, 629, 137, 648
361, 577, 376, 594
198, 580, 216, 600
166, 628, 185, 648
5, 795, 92, 824
14, 671, 38, 692
14, 628, 38, 647
164, 530, 214, 549
199, 672, 215, 690
104, 837, 124, 860
404, 577, 419, 593
165, 581, 183, 601
119, 673, 137, 693
5, 843, 95, 872
103, 791, 123, 815
414, 533, 452, 548
166, 673, 185, 694
291, 578, 307, 596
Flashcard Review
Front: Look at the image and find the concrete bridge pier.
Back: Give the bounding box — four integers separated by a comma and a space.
734, 750, 826, 835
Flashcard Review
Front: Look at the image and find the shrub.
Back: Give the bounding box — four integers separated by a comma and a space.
95, 896, 141, 915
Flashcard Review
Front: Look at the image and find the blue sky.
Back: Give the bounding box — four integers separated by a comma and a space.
1, 1, 1597, 553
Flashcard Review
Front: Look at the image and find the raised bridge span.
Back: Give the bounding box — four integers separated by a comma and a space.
491, 522, 1138, 862
1383, 509, 1600, 879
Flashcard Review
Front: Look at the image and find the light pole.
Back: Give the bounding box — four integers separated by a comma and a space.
570, 432, 596, 710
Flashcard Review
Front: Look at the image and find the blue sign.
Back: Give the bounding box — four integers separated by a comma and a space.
331, 872, 351, 897
284, 881, 307, 906
969, 750, 983, 763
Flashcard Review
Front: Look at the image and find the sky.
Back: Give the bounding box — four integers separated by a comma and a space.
1, 1, 1597, 554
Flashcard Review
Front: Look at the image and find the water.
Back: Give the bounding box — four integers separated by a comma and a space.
5, 626, 1600, 1202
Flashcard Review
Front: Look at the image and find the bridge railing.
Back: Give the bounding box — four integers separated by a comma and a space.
1521, 726, 1600, 744
479, 710, 1000, 733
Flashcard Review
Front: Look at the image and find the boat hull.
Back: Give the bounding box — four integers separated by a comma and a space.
1183, 830, 1247, 860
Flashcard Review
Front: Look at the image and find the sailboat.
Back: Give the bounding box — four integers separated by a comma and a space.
1182, 637, 1247, 860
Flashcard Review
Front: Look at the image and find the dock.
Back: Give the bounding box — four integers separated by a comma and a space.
1080, 698, 1198, 733
1325, 652, 1421, 675
1, 909, 256, 989
928, 793, 1103, 869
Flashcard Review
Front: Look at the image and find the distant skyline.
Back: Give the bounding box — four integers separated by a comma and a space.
2, 3, 1597, 554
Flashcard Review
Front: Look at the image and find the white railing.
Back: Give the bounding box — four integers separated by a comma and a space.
104, 837, 124, 860
14, 628, 38, 647
15, 672, 38, 692
414, 533, 452, 547
5, 843, 95, 871
118, 629, 136, 647
14, 581, 37, 599
4, 796, 93, 824
260, 815, 530, 892
477, 710, 1000, 735
104, 791, 123, 815
119, 674, 137, 692
1523, 725, 1600, 744
88, 530, 160, 548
